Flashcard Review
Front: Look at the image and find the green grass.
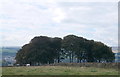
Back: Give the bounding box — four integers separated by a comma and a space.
2, 66, 119, 75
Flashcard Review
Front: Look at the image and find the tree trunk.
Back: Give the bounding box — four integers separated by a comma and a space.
58, 57, 60, 63
71, 52, 74, 63
69, 55, 72, 63
77, 58, 79, 63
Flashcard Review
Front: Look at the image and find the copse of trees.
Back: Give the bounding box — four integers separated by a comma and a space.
15, 35, 115, 65
16, 36, 62, 65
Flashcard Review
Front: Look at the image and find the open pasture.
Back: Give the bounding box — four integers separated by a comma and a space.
2, 66, 119, 75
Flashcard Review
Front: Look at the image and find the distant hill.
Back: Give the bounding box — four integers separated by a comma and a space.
0, 47, 20, 52
112, 47, 118, 53
0, 47, 21, 66
112, 47, 120, 62
115, 52, 120, 62
0, 47, 21, 57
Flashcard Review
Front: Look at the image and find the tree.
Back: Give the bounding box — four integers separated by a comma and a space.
92, 42, 115, 62
62, 35, 84, 63
16, 35, 115, 65
16, 36, 62, 65
62, 35, 74, 63
84, 40, 95, 62
50, 37, 62, 63
74, 37, 87, 63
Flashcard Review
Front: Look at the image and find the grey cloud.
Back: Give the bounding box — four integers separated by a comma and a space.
0, 1, 118, 46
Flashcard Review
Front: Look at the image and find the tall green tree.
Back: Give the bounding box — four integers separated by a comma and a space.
51, 37, 62, 63
62, 35, 81, 63
74, 37, 87, 63
92, 42, 115, 62
16, 36, 62, 65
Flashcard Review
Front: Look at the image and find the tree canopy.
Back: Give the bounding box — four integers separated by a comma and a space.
15, 35, 115, 65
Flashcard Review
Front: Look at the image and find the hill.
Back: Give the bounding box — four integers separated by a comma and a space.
112, 47, 118, 53
0, 47, 21, 66
0, 47, 20, 57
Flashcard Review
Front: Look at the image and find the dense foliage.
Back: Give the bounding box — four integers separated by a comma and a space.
15, 35, 115, 65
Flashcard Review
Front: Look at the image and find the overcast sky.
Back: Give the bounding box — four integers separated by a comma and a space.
0, 0, 118, 47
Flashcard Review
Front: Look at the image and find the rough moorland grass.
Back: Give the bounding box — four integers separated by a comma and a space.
2, 66, 118, 75
0, 67, 2, 76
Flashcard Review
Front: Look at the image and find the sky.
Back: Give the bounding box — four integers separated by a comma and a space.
0, 0, 119, 47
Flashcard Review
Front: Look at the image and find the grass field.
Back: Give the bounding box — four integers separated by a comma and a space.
2, 66, 119, 75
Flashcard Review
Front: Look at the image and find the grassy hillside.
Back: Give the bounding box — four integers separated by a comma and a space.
0, 47, 20, 53
2, 66, 118, 75
0, 47, 20, 57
